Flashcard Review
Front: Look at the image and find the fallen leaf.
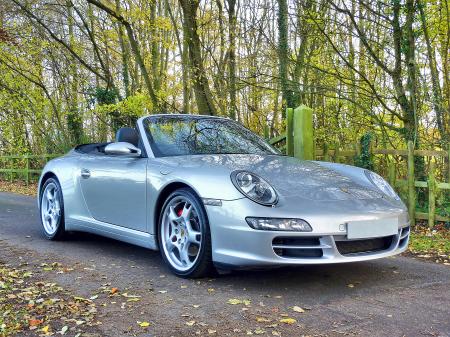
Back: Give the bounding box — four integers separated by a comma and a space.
279, 318, 297, 324
41, 325, 50, 333
292, 306, 305, 313
228, 298, 242, 305
60, 325, 68, 335
110, 287, 119, 294
127, 298, 140, 302
208, 329, 217, 334
254, 328, 266, 334
256, 317, 271, 323
186, 320, 196, 326
138, 321, 151, 327
28, 319, 43, 327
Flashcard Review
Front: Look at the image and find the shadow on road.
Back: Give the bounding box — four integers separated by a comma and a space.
59, 230, 405, 299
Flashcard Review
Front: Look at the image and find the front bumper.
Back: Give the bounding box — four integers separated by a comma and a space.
205, 198, 410, 268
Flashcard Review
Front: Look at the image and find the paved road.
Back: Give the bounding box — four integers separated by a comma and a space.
0, 192, 449, 337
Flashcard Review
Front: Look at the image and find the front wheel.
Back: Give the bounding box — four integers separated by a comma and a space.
158, 188, 214, 278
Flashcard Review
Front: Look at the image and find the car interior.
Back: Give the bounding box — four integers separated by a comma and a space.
75, 127, 145, 156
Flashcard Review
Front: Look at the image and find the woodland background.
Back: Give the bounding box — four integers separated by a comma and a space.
0, 0, 448, 158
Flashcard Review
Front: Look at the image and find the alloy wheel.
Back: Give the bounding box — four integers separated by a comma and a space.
161, 196, 203, 272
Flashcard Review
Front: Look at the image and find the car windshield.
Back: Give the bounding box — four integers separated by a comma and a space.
143, 116, 279, 157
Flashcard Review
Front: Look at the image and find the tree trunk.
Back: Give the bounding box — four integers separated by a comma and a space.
277, 0, 294, 115
67, 1, 83, 144
227, 0, 237, 120
115, 0, 130, 98
86, 0, 160, 111
179, 0, 218, 115
418, 0, 447, 145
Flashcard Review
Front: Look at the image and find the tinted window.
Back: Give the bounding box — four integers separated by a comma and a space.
144, 116, 278, 157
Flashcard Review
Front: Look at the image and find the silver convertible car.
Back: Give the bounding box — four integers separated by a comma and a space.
38, 114, 410, 277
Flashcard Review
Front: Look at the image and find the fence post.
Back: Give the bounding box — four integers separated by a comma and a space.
286, 108, 294, 156
25, 155, 30, 185
407, 141, 416, 226
323, 142, 329, 161
9, 158, 13, 182
264, 124, 269, 139
428, 160, 436, 228
334, 143, 340, 163
293, 105, 314, 160
388, 157, 396, 188
448, 143, 450, 183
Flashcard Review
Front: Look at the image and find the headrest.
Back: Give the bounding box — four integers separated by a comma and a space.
116, 127, 139, 147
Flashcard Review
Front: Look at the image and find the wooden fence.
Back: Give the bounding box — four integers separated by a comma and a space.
269, 105, 450, 227
0, 154, 61, 185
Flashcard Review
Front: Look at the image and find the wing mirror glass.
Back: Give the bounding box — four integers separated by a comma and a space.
104, 142, 142, 157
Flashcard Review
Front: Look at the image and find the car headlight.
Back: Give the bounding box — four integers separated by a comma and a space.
231, 170, 278, 206
365, 170, 400, 200
246, 217, 312, 231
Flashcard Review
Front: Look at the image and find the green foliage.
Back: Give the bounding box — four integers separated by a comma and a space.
91, 87, 119, 105
0, 0, 448, 161
354, 133, 374, 170
410, 229, 450, 253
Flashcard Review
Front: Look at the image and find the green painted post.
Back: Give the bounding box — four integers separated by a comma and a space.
407, 141, 416, 226
286, 108, 294, 157
428, 160, 436, 228
293, 105, 314, 160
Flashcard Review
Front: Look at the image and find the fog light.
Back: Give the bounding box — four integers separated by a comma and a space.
246, 217, 312, 232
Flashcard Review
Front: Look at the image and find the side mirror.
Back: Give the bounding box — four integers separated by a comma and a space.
104, 142, 142, 157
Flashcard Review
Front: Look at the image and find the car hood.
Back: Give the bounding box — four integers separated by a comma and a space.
158, 154, 386, 202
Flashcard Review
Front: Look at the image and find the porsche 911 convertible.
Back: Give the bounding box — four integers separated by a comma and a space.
38, 114, 410, 277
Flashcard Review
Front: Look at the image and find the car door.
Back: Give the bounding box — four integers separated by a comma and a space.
78, 154, 147, 232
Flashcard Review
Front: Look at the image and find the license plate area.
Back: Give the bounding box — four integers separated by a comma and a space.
347, 218, 398, 239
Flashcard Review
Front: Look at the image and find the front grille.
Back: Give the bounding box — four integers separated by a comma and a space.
272, 237, 324, 258
336, 235, 394, 255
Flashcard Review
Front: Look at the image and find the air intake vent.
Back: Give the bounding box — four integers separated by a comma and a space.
272, 237, 326, 258
336, 236, 394, 255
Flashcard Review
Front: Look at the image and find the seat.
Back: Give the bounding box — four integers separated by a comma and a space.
116, 127, 139, 147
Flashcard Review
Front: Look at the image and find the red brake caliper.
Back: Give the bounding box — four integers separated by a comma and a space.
177, 207, 183, 217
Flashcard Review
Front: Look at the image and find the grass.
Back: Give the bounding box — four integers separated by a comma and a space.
408, 223, 450, 264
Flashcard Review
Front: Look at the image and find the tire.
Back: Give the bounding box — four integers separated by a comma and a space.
158, 187, 214, 278
39, 177, 66, 240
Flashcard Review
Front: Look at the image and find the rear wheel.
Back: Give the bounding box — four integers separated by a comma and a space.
40, 177, 66, 240
158, 188, 214, 278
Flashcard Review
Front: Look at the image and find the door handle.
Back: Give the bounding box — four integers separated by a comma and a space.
81, 169, 91, 179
